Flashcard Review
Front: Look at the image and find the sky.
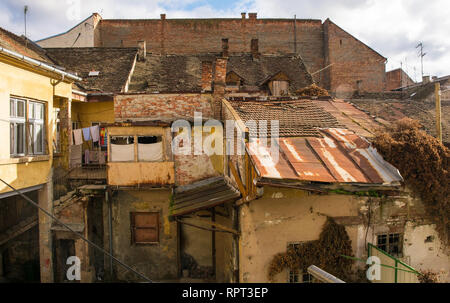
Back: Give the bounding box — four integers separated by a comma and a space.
1, 0, 449, 79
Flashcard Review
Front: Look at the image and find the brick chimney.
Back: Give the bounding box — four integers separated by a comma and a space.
222, 38, 229, 57
251, 38, 259, 59
137, 40, 146, 61
241, 12, 246, 19
160, 14, 166, 20
213, 57, 227, 119
214, 57, 227, 93
248, 13, 257, 20
423, 75, 430, 84
201, 61, 213, 92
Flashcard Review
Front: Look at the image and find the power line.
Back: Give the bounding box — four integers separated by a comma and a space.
0, 178, 152, 283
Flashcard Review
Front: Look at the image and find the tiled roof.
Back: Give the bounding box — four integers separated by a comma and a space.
128, 53, 313, 93
0, 27, 52, 63
45, 47, 138, 93
129, 53, 217, 93
247, 128, 403, 186
227, 54, 313, 93
229, 99, 342, 137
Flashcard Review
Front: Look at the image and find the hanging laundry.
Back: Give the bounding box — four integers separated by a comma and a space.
73, 129, 83, 145
90, 125, 100, 142
84, 149, 90, 164
100, 128, 107, 147
82, 127, 91, 141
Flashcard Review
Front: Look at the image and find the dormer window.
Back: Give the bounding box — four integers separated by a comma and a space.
226, 71, 244, 88
262, 71, 290, 96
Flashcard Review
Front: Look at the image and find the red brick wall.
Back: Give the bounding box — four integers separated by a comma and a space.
386, 69, 415, 91
323, 19, 386, 94
96, 18, 325, 86
97, 17, 387, 93
114, 93, 214, 122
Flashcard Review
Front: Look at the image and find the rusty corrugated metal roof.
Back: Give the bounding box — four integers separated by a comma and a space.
247, 128, 403, 186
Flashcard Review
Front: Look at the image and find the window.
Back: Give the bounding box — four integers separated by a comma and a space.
109, 135, 164, 162
10, 98, 26, 156
137, 136, 163, 162
10, 98, 46, 156
131, 212, 159, 244
110, 136, 134, 162
377, 233, 403, 257
28, 101, 45, 154
287, 242, 313, 283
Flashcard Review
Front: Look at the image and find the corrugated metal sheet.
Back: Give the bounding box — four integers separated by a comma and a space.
247, 128, 403, 185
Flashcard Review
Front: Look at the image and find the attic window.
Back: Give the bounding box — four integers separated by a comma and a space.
89, 71, 100, 77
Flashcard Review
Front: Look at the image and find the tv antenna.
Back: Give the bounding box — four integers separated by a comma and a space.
416, 42, 426, 78
24, 5, 28, 48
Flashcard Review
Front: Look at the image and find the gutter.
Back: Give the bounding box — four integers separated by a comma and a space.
0, 46, 82, 81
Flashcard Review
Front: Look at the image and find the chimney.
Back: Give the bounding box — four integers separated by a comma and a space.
222, 38, 229, 57
241, 12, 246, 19
214, 57, 227, 95
201, 61, 213, 92
160, 14, 166, 20
248, 13, 257, 20
137, 40, 146, 61
251, 38, 259, 59
422, 75, 430, 84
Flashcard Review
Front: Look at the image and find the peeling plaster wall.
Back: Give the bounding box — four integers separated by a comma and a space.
108, 189, 177, 281
239, 186, 450, 283
403, 222, 450, 282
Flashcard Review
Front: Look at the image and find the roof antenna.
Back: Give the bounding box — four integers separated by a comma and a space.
24, 5, 28, 48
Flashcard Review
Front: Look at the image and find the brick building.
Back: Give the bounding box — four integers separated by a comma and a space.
386, 68, 415, 91
37, 13, 387, 95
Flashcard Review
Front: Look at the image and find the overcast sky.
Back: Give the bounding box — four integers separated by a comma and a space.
1, 0, 448, 79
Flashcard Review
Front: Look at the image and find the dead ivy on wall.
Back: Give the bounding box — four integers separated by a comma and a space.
372, 118, 450, 243
267, 217, 355, 282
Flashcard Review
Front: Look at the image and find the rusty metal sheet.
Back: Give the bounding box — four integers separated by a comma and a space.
247, 129, 402, 186
307, 137, 371, 183
247, 141, 298, 180
279, 138, 336, 182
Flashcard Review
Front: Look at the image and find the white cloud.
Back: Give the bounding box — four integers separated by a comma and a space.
1, 0, 448, 78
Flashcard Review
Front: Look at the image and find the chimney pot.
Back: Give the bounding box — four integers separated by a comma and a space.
137, 40, 146, 61
249, 13, 257, 20
160, 14, 166, 20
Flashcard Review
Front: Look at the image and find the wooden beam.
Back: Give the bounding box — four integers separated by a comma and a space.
230, 162, 246, 196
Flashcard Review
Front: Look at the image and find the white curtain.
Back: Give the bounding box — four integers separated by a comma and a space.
138, 142, 163, 161
110, 144, 134, 162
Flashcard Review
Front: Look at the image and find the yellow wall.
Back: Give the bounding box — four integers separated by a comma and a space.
0, 56, 72, 193
71, 101, 114, 129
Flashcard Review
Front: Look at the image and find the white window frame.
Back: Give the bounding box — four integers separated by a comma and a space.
10, 98, 26, 157
10, 97, 46, 157
28, 101, 45, 155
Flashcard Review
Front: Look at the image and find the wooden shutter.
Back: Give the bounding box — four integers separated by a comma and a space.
131, 212, 159, 244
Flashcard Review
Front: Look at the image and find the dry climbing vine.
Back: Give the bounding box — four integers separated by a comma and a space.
372, 118, 450, 243
267, 217, 355, 281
